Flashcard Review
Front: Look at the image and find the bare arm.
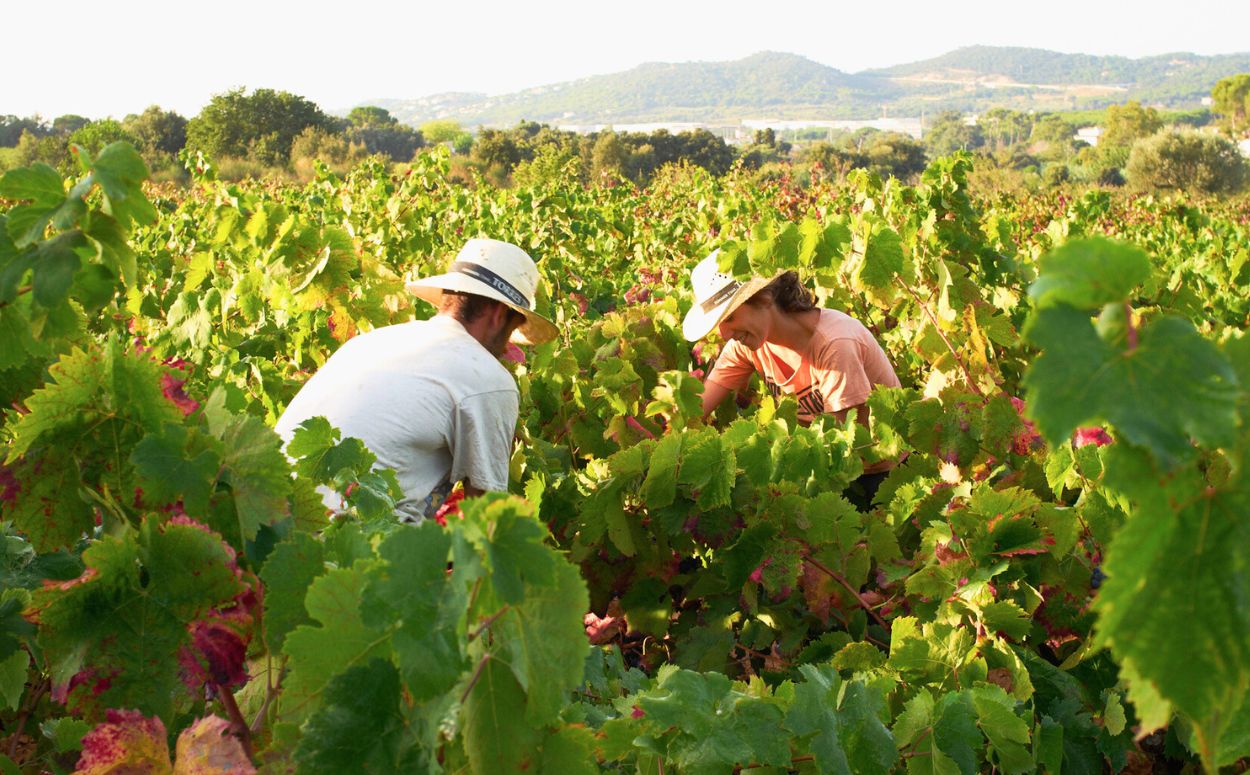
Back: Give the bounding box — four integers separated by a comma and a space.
702, 380, 734, 421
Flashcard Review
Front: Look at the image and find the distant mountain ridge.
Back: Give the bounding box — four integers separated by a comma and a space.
367, 47, 1250, 128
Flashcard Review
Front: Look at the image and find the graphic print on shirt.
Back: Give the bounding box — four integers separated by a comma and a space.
763, 378, 826, 419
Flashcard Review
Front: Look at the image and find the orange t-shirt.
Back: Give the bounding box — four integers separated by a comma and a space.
706, 308, 901, 425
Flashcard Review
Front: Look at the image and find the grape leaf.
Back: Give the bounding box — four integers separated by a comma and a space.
172, 715, 255, 774
1023, 307, 1239, 467
1028, 238, 1152, 310
1096, 444, 1250, 770
35, 518, 244, 720
293, 659, 408, 774
259, 532, 326, 654
280, 563, 390, 725
495, 556, 589, 725
640, 432, 681, 509
360, 523, 465, 702
208, 412, 292, 540
74, 709, 171, 775
461, 657, 542, 774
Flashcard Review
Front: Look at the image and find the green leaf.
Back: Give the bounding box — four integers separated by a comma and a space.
479, 500, 560, 605
496, 556, 589, 725
641, 667, 790, 771
39, 717, 91, 754
620, 577, 671, 638
90, 142, 156, 227
259, 532, 325, 653
131, 423, 220, 515
678, 428, 737, 509
462, 657, 542, 774
0, 163, 64, 206
1095, 444, 1250, 769
35, 518, 244, 719
539, 726, 598, 775
784, 665, 896, 775
0, 650, 28, 711
280, 563, 390, 725
32, 233, 83, 308
1023, 308, 1239, 467
970, 685, 1033, 775
293, 658, 410, 774
360, 523, 465, 701
210, 413, 292, 540
640, 432, 681, 509
1028, 238, 1152, 310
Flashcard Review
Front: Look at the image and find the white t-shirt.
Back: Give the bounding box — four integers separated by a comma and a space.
274, 315, 519, 521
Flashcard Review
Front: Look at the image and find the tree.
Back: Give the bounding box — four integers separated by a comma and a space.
924, 111, 982, 157
420, 119, 465, 144
290, 126, 368, 177
590, 130, 626, 182
1029, 114, 1079, 160
123, 106, 188, 157
978, 109, 1032, 152
471, 128, 526, 170
0, 115, 46, 147
1125, 129, 1248, 195
861, 132, 928, 181
51, 114, 90, 136
347, 106, 397, 128
801, 141, 863, 182
68, 120, 138, 156
185, 87, 333, 166
1101, 101, 1162, 147
1212, 74, 1250, 135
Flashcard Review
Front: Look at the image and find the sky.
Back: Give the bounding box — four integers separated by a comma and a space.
6, 0, 1249, 120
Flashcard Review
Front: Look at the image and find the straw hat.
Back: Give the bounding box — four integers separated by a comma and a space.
681, 249, 772, 342
407, 239, 558, 345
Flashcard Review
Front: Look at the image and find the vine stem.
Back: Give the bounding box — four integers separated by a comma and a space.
893, 276, 984, 398
460, 653, 492, 704
214, 683, 254, 761
803, 555, 890, 631
468, 605, 510, 642
6, 675, 48, 762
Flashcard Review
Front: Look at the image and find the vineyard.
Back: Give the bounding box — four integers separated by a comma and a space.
0, 144, 1248, 774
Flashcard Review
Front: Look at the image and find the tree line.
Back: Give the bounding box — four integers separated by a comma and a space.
3, 75, 1248, 194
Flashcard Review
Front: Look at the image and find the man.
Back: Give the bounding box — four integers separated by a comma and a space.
274, 238, 558, 522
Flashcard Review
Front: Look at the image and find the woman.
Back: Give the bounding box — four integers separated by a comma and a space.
683, 250, 902, 508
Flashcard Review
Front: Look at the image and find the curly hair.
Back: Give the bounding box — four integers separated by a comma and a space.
742, 271, 817, 314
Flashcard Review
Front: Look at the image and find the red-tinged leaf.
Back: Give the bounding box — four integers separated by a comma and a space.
994, 547, 1050, 557
74, 708, 172, 775
502, 342, 526, 364
160, 372, 200, 416
1073, 426, 1114, 448
172, 716, 256, 775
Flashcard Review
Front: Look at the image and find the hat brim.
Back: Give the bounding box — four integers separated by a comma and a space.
681, 276, 772, 342
406, 273, 559, 346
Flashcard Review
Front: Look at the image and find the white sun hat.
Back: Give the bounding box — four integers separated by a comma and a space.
681, 249, 773, 342
406, 239, 559, 345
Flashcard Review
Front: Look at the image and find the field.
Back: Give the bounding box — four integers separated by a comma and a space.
1, 145, 1248, 773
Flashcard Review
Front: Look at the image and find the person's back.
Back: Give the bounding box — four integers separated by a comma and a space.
274, 316, 519, 521
273, 238, 558, 522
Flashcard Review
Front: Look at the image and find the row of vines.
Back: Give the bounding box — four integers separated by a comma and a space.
0, 146, 1248, 773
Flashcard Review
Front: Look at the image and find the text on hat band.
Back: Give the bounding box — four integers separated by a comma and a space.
450, 260, 532, 310
700, 280, 743, 313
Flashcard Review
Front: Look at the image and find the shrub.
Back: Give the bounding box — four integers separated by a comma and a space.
1125, 129, 1249, 195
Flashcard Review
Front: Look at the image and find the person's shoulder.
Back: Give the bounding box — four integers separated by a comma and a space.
812, 309, 870, 344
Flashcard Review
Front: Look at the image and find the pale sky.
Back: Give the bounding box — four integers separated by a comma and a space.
5, 0, 1247, 120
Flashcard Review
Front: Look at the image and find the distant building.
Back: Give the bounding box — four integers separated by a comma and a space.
1239, 138, 1250, 158
741, 117, 924, 139
1076, 126, 1103, 147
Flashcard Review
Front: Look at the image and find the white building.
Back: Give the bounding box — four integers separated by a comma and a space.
1076, 126, 1103, 148
1239, 138, 1250, 158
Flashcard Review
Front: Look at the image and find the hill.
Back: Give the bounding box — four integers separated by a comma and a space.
369, 47, 1250, 128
